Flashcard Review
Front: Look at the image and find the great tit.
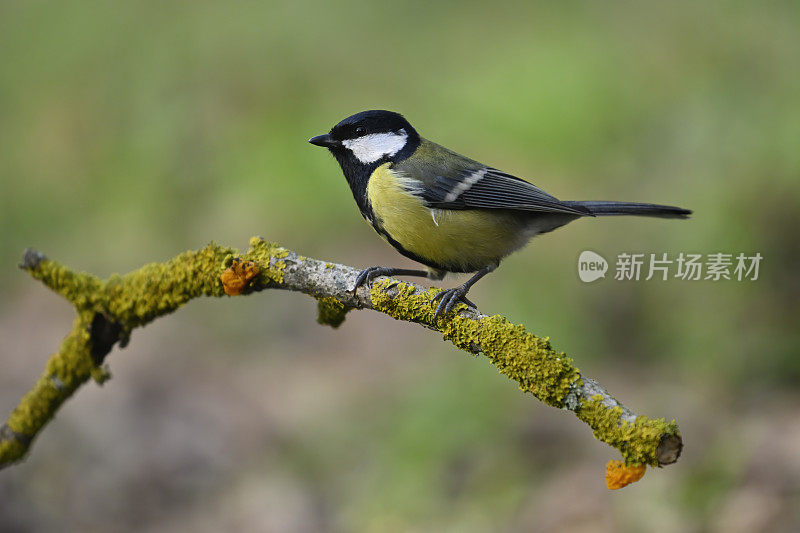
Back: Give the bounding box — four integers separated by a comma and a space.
309, 110, 691, 318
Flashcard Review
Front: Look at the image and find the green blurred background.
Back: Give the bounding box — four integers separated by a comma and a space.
1, 1, 799, 531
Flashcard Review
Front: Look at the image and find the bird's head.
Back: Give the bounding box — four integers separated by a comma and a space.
309, 110, 420, 167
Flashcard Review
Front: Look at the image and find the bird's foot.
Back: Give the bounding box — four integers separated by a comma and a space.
431, 285, 477, 319
352, 266, 396, 294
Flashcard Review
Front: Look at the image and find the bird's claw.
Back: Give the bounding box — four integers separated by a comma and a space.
460, 295, 477, 308
431, 286, 476, 319
352, 266, 392, 294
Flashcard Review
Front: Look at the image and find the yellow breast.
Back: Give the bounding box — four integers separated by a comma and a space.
366, 163, 528, 272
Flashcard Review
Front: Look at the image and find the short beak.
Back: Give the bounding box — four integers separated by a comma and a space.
308, 134, 340, 148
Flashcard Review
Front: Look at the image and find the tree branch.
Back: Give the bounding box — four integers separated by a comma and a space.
1, 237, 682, 480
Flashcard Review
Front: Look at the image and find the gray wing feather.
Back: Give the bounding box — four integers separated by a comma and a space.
393, 139, 590, 216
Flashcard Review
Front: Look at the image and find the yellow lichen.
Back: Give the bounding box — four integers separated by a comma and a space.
577, 395, 679, 466
0, 437, 26, 465
368, 278, 680, 466
2, 313, 96, 465
105, 245, 233, 327
245, 238, 288, 285
25, 259, 105, 310
6, 239, 682, 476
2, 239, 303, 467
369, 279, 580, 407
316, 296, 350, 328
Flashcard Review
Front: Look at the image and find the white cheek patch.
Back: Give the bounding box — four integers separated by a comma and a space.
342, 129, 408, 164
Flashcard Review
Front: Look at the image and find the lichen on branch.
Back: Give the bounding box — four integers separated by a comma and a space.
1, 237, 682, 485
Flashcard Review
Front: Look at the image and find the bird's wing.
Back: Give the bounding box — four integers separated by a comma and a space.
393, 139, 591, 216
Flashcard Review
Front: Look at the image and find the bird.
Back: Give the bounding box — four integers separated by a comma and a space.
308, 110, 691, 318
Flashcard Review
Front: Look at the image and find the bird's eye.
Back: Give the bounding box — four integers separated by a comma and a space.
355, 126, 366, 135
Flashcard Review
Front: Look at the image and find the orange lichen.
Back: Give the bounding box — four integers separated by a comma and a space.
221, 258, 260, 295
605, 460, 646, 489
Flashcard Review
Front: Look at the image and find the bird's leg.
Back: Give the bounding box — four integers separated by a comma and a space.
431, 264, 496, 319
351, 267, 429, 294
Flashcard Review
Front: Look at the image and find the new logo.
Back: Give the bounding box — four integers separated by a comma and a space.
578, 251, 608, 283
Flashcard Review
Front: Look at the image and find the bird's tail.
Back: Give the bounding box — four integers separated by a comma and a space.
562, 201, 692, 219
